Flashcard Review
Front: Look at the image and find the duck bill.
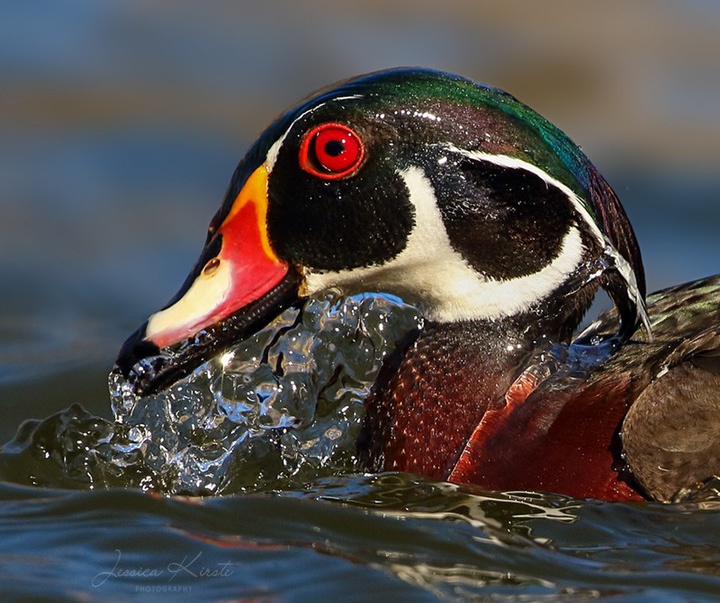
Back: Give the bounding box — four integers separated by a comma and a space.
116, 165, 302, 397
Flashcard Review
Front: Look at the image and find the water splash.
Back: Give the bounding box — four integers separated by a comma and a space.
70, 293, 421, 494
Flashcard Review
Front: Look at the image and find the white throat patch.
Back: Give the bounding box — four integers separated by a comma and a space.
305, 165, 588, 322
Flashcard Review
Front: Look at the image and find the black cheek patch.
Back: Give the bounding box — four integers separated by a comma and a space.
267, 155, 415, 272
438, 160, 576, 280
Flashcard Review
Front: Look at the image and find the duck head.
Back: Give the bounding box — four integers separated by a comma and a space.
116, 68, 647, 397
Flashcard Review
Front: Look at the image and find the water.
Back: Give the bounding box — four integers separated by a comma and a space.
2, 1, 720, 601
0, 294, 421, 495
2, 476, 720, 601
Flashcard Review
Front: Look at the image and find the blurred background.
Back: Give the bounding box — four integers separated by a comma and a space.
1, 0, 719, 440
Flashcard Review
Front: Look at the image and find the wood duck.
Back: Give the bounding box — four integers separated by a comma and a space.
116, 68, 720, 503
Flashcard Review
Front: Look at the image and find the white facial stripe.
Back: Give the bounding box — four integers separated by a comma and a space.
305, 167, 586, 322
264, 135, 286, 174
443, 146, 606, 246
448, 147, 651, 332
265, 94, 364, 173
604, 243, 652, 336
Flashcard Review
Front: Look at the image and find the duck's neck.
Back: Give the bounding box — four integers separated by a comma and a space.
362, 317, 551, 480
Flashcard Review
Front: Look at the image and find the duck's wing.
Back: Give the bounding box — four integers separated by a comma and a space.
622, 325, 720, 502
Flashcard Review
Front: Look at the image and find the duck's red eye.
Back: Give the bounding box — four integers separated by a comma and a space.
299, 123, 364, 179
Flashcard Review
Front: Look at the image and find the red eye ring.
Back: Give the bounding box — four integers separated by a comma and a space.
299, 123, 365, 180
